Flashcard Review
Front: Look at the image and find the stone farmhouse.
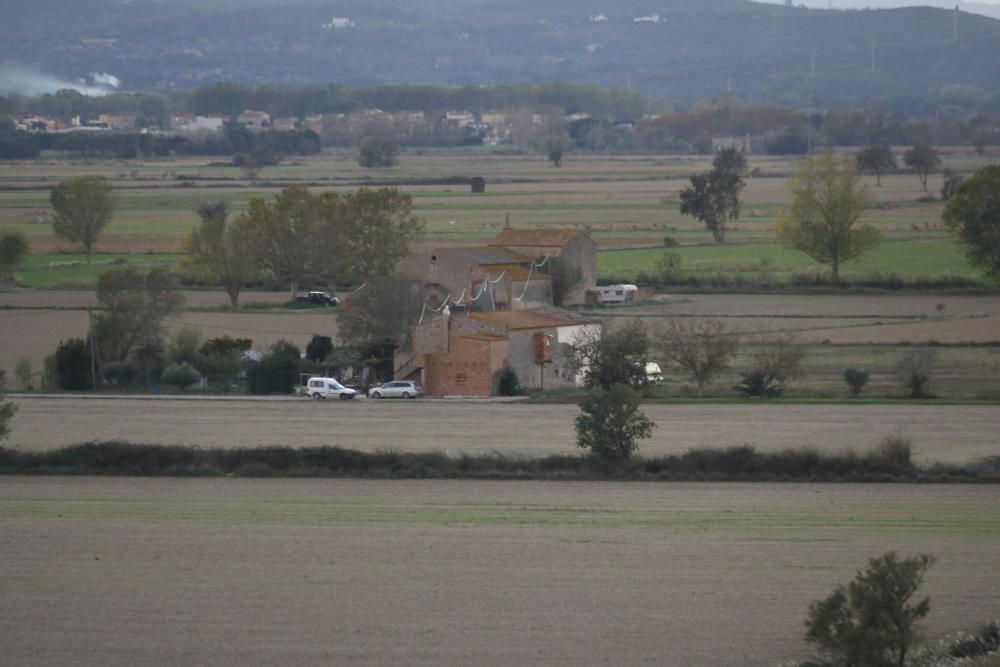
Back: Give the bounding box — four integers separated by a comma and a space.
392, 228, 601, 396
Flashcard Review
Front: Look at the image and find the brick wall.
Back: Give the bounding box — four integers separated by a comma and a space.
424, 336, 507, 396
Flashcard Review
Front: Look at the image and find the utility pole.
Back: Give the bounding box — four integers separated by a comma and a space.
810, 47, 817, 78
870, 39, 876, 73
953, 5, 959, 41
88, 308, 97, 391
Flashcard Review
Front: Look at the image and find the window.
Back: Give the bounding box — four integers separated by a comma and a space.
456, 373, 467, 385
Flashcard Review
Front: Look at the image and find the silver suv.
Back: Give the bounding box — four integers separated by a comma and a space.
368, 380, 424, 399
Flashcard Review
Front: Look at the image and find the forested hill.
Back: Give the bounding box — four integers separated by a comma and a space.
3, 0, 1000, 109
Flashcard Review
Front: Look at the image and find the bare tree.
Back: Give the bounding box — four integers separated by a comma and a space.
749, 331, 806, 386
659, 319, 739, 397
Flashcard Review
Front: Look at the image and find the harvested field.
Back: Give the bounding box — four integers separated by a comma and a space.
621, 294, 1000, 319
1, 477, 997, 666
8, 396, 1000, 463
606, 294, 1000, 345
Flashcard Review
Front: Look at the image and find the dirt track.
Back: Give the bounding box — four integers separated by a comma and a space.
8, 396, 1000, 463
1, 477, 997, 667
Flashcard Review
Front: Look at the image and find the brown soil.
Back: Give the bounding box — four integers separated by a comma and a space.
8, 397, 1000, 463
0, 477, 996, 667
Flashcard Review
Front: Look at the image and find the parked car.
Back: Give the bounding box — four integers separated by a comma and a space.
296, 291, 339, 306
368, 380, 424, 399
306, 377, 357, 400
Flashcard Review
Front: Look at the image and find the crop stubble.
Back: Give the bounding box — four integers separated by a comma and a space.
8, 397, 1000, 463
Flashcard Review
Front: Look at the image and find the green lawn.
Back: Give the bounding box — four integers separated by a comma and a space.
599, 240, 983, 283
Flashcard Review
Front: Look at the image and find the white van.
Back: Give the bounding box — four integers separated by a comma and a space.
306, 377, 357, 400
597, 284, 638, 304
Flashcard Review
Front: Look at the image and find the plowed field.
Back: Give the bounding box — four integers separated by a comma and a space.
1, 477, 997, 666
8, 396, 1000, 463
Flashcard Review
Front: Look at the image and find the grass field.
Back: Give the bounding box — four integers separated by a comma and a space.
0, 150, 988, 261
1, 477, 997, 666
599, 240, 983, 283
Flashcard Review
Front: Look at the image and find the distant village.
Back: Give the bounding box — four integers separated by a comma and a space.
11, 106, 763, 155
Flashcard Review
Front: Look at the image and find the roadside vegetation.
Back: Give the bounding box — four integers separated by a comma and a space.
4, 436, 998, 482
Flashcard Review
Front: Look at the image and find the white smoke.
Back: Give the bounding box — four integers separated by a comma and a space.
91, 72, 121, 89
0, 62, 122, 96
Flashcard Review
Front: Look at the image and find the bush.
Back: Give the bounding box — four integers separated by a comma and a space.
101, 360, 139, 387
655, 251, 683, 284
247, 339, 301, 394
575, 384, 655, 460
946, 621, 1000, 659
0, 370, 16, 442
733, 369, 783, 397
497, 364, 524, 396
662, 235, 679, 248
844, 368, 870, 396
305, 335, 334, 364
357, 136, 399, 168
805, 551, 934, 667
896, 349, 936, 398
878, 434, 913, 469
14, 358, 34, 391
161, 362, 202, 390
53, 338, 93, 391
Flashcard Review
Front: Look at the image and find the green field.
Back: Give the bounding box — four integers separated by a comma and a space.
12, 252, 179, 288
599, 240, 983, 283
2, 481, 996, 537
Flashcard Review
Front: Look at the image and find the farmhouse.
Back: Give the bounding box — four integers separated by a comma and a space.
396, 307, 599, 396
391, 227, 601, 396
489, 227, 597, 305
397, 246, 552, 312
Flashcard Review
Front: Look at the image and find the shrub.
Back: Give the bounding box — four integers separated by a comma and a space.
357, 136, 399, 168
0, 229, 29, 283
750, 333, 806, 388
101, 360, 139, 387
878, 434, 913, 469
733, 369, 783, 398
946, 620, 1000, 659
247, 339, 301, 394
497, 364, 524, 396
0, 370, 16, 442
655, 251, 683, 284
161, 362, 202, 390
53, 338, 93, 391
662, 235, 679, 248
659, 318, 739, 397
844, 368, 870, 396
575, 384, 655, 460
305, 335, 334, 364
805, 551, 934, 667
896, 349, 937, 398
167, 327, 204, 367
14, 358, 34, 391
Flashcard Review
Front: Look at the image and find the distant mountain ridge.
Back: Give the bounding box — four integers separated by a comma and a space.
2, 0, 999, 108
756, 0, 1000, 21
